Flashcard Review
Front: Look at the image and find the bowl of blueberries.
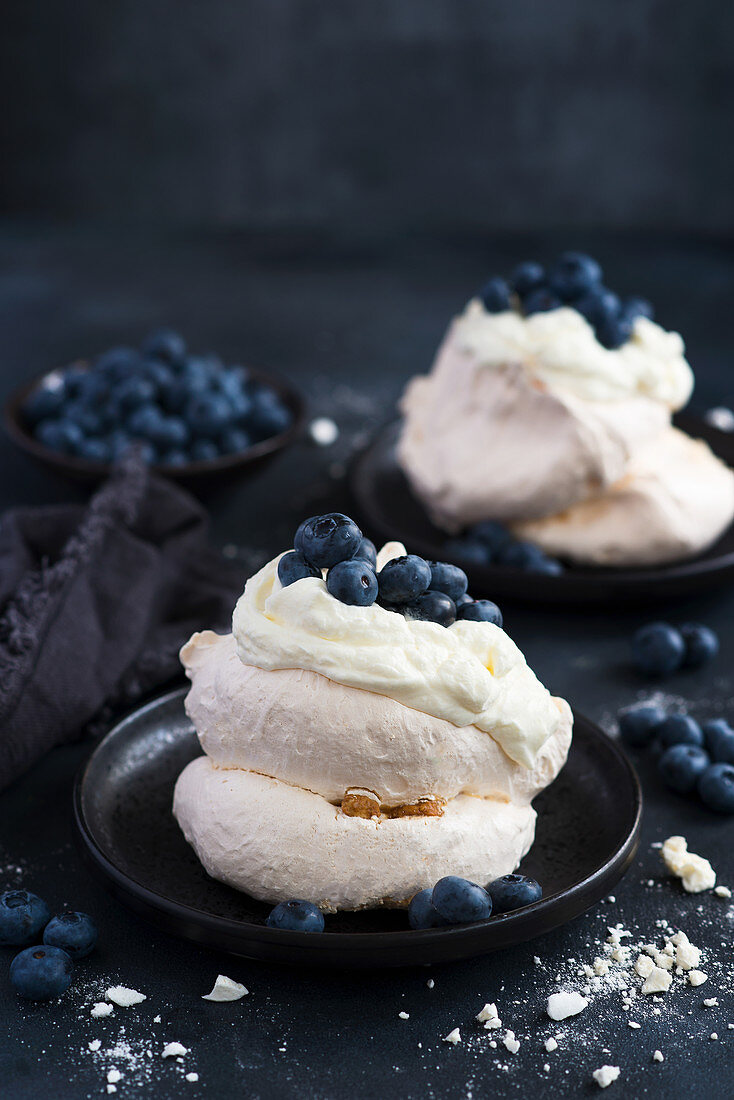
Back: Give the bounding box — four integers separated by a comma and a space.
4, 328, 305, 485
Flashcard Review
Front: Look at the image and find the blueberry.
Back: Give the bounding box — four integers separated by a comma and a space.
408, 888, 448, 930
621, 296, 654, 323
23, 379, 66, 424
596, 312, 633, 350
658, 714, 704, 749
496, 540, 546, 570
574, 287, 620, 326
35, 418, 84, 454
523, 288, 562, 315
64, 400, 104, 436
327, 560, 378, 606
698, 763, 734, 814
77, 437, 111, 463
455, 593, 473, 610
112, 376, 156, 411
404, 591, 456, 627
159, 448, 188, 466
658, 745, 710, 794
127, 403, 164, 440
486, 873, 542, 914
141, 328, 186, 365
43, 912, 97, 959
479, 276, 512, 313
431, 876, 492, 924
277, 550, 321, 587
702, 720, 734, 764
617, 704, 666, 747
246, 389, 292, 441
457, 599, 503, 627
511, 262, 545, 298
428, 562, 468, 602
444, 538, 490, 565
547, 252, 602, 301
220, 427, 252, 454
190, 439, 220, 462
352, 537, 377, 569
186, 393, 232, 437
631, 623, 685, 677
295, 513, 363, 570
680, 623, 719, 668
106, 429, 135, 461
467, 521, 512, 555
157, 416, 190, 448
265, 899, 324, 933
10, 945, 73, 1000
531, 556, 564, 575
0, 891, 50, 946
377, 555, 432, 604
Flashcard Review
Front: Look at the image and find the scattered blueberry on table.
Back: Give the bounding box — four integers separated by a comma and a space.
265, 900, 325, 933
618, 703, 734, 813
10, 945, 74, 1001
280, 513, 504, 628
408, 873, 542, 930
0, 890, 50, 946
479, 250, 654, 350
631, 621, 719, 677
446, 522, 564, 576
42, 911, 98, 959
22, 328, 293, 466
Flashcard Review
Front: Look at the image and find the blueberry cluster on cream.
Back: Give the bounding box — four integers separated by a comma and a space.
278, 512, 502, 628
479, 251, 652, 350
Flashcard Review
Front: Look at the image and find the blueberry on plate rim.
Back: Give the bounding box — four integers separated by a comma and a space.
431, 876, 493, 924
486, 874, 543, 914
265, 900, 325, 933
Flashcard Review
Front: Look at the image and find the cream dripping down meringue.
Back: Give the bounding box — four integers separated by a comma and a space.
232, 552, 562, 768
397, 301, 694, 530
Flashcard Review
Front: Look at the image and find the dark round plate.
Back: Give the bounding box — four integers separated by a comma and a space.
4, 367, 305, 486
73, 689, 641, 968
349, 414, 734, 605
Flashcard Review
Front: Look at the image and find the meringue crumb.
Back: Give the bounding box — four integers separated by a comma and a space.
711, 1033, 719, 1041
162, 1042, 188, 1059
642, 967, 672, 995
628, 1022, 641, 1030
545, 1037, 558, 1051
503, 1030, 520, 1054
153, 1015, 162, 1023
661, 836, 716, 893
543, 1063, 550, 1072
107, 1088, 116, 1096
704, 997, 719, 1007
399, 1011, 410, 1020
715, 885, 732, 898
427, 979, 435, 989
653, 1050, 664, 1063
91, 1002, 113, 1018
689, 970, 708, 987
475, 1003, 499, 1023
186, 1074, 199, 1084
202, 974, 248, 1002
443, 1028, 461, 1045
547, 991, 588, 1020
106, 986, 146, 1008
88, 1040, 101, 1052
308, 417, 339, 446
107, 1070, 122, 1084
593, 1065, 620, 1089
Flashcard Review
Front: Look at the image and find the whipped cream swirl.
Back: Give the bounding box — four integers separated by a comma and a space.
232, 555, 562, 768
455, 300, 693, 408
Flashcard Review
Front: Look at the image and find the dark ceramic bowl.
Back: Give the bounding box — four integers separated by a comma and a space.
4, 366, 305, 487
73, 689, 641, 969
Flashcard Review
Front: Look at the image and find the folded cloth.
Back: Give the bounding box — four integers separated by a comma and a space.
0, 455, 243, 791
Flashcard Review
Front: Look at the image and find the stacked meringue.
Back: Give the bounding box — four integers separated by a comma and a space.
398, 292, 734, 566
173, 541, 572, 912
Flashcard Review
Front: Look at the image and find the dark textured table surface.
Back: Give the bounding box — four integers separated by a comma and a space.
1, 224, 734, 1099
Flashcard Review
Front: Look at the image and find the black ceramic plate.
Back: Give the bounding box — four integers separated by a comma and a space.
73, 689, 641, 968
349, 414, 734, 605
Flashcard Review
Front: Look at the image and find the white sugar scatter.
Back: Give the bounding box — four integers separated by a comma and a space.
162, 1042, 188, 1059
653, 1050, 664, 1062
547, 991, 588, 1020
106, 986, 147, 1008
91, 1002, 113, 1018
398, 1011, 409, 1020
705, 407, 734, 432
661, 836, 716, 893
443, 1028, 461, 1045
593, 1065, 620, 1089
153, 1015, 162, 1024
308, 417, 340, 446
202, 974, 248, 1002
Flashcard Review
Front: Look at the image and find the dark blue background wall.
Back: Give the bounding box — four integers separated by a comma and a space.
3, 0, 733, 233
